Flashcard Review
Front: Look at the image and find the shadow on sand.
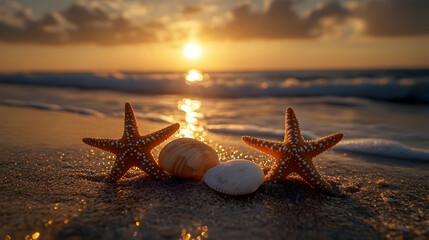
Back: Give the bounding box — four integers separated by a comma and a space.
58, 174, 380, 239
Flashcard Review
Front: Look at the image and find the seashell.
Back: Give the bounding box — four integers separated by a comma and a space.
159, 138, 220, 179
203, 159, 264, 195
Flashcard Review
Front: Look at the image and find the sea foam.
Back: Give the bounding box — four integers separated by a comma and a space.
0, 99, 105, 117
208, 124, 429, 161
1, 98, 178, 124
1, 70, 428, 102
336, 138, 429, 161
207, 124, 317, 140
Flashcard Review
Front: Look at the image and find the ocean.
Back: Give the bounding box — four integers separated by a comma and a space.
1, 69, 429, 239
1, 69, 429, 161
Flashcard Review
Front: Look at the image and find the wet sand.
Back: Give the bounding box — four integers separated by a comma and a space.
0, 106, 428, 240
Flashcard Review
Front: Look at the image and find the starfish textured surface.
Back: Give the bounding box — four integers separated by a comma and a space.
242, 108, 343, 192
82, 103, 180, 183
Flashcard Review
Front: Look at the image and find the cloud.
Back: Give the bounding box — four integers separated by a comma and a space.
0, 2, 159, 45
201, 0, 350, 40
201, 0, 429, 40
355, 0, 429, 37
1, 0, 428, 45
181, 5, 203, 16
5, 0, 22, 10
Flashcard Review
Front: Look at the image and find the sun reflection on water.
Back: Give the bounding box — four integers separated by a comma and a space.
177, 98, 205, 141
185, 69, 203, 84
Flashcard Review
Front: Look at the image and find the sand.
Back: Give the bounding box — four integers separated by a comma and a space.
0, 106, 428, 240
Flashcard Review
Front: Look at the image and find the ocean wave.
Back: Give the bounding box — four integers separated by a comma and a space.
1, 98, 178, 124
335, 138, 429, 161
0, 99, 105, 117
207, 124, 317, 140
135, 112, 174, 124
110, 111, 174, 124
207, 124, 429, 161
0, 70, 429, 102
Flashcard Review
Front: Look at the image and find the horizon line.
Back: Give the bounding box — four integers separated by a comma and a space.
0, 66, 428, 74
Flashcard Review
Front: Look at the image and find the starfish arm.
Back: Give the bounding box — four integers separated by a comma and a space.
285, 108, 304, 144
140, 123, 180, 149
307, 133, 344, 158
296, 161, 332, 192
83, 103, 178, 182
265, 156, 293, 183
135, 154, 170, 180
82, 138, 120, 154
107, 159, 132, 183
241, 136, 283, 157
123, 102, 140, 138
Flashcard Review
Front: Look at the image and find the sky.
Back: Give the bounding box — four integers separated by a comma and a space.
0, 0, 428, 72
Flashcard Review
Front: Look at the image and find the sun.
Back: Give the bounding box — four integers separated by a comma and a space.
183, 42, 202, 60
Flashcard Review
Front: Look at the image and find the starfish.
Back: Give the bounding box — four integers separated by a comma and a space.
82, 103, 180, 183
242, 108, 343, 192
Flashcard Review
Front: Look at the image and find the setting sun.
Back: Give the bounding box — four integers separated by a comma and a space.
183, 42, 202, 60
0, 0, 428, 239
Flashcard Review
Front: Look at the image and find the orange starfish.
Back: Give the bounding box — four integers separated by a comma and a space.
82, 103, 179, 183
242, 108, 343, 192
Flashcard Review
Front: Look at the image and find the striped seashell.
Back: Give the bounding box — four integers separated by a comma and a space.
159, 138, 219, 179
203, 159, 264, 195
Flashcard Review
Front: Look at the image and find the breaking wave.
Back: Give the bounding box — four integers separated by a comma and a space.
207, 124, 429, 161
335, 138, 429, 161
0, 69, 428, 102
0, 99, 105, 117
207, 124, 317, 140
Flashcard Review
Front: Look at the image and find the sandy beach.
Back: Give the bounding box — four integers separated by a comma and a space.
1, 0, 429, 238
0, 105, 427, 240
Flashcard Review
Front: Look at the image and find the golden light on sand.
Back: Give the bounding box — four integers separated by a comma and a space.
32, 232, 40, 239
186, 69, 203, 83
183, 42, 202, 59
